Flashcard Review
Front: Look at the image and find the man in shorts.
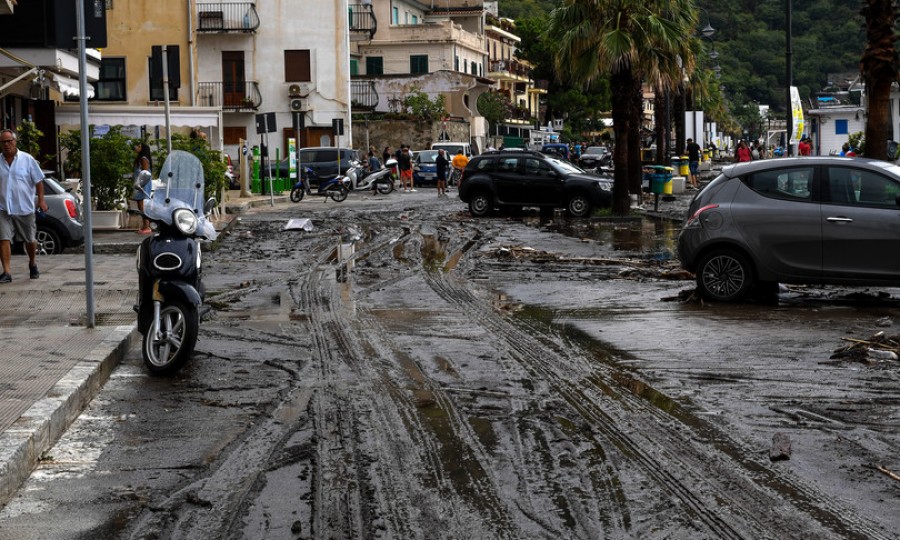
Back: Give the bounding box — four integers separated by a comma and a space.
685, 137, 701, 189
398, 145, 415, 192
0, 129, 46, 282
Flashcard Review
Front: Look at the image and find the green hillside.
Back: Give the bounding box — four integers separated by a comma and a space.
498, 0, 868, 113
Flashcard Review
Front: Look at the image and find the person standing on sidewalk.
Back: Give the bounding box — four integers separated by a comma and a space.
435, 148, 449, 197
132, 142, 153, 234
399, 145, 415, 192
0, 128, 46, 282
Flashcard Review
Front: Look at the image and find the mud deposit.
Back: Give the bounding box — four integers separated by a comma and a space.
2, 193, 898, 539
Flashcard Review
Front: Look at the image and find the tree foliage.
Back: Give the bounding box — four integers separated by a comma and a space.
477, 91, 513, 134
59, 127, 134, 211
401, 88, 447, 121
153, 135, 228, 202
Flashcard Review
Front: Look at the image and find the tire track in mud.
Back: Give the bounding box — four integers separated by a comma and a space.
421, 262, 892, 539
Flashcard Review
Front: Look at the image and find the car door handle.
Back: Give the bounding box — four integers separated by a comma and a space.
826, 216, 854, 223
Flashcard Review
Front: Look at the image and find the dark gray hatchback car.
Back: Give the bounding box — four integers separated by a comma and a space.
678, 157, 900, 301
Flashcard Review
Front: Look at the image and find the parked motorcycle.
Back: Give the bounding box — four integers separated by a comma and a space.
289, 166, 351, 203
344, 162, 395, 194
132, 150, 217, 375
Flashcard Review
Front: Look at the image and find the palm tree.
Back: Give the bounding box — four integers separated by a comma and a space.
549, 0, 698, 215
860, 0, 898, 160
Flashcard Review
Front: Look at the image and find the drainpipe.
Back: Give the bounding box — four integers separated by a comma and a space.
187, 0, 196, 106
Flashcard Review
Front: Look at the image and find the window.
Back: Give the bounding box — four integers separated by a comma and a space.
149, 46, 179, 101
284, 50, 311, 82
410, 55, 428, 74
366, 56, 384, 75
835, 119, 849, 135
455, 56, 459, 71
392, 6, 398, 24
412, 15, 418, 24
95, 57, 125, 101
745, 167, 815, 202
223, 126, 246, 146
827, 166, 900, 207
350, 59, 358, 76
471, 62, 478, 76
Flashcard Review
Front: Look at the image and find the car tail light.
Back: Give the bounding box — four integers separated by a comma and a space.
685, 204, 719, 227
64, 199, 78, 218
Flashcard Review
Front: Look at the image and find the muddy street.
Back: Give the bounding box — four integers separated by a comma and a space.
1, 191, 898, 539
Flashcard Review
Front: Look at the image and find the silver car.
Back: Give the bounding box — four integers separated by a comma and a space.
678, 157, 900, 301
37, 173, 84, 254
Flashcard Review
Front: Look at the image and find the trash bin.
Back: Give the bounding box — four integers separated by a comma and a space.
662, 166, 674, 194
679, 156, 690, 176
703, 149, 711, 162
671, 156, 682, 174
642, 166, 655, 192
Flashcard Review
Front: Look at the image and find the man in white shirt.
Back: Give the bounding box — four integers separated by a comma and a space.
0, 129, 47, 282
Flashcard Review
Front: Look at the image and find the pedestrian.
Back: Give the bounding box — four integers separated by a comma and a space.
450, 149, 469, 189
685, 137, 701, 189
735, 141, 752, 163
0, 128, 47, 282
399, 145, 415, 192
132, 142, 153, 234
798, 137, 811, 156
435, 148, 449, 197
367, 150, 382, 196
382, 145, 392, 165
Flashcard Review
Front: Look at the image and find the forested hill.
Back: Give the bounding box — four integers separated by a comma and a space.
498, 0, 868, 110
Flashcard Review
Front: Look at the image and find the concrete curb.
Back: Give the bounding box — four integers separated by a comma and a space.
0, 325, 137, 507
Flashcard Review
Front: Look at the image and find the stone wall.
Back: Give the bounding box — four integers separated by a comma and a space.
351, 118, 470, 154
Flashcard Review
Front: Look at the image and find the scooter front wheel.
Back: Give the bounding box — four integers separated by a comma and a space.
290, 187, 305, 203
330, 187, 349, 202
143, 299, 198, 375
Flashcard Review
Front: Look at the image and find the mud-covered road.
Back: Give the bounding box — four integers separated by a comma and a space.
1, 191, 899, 539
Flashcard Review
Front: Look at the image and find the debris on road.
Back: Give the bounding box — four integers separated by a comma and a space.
284, 218, 314, 231
770, 433, 792, 461
831, 331, 900, 363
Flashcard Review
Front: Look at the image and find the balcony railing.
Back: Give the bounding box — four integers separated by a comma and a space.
488, 59, 531, 79
197, 2, 260, 33
197, 81, 262, 111
351, 80, 378, 110
349, 3, 376, 40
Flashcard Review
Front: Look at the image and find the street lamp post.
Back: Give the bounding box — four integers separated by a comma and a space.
785, 0, 793, 157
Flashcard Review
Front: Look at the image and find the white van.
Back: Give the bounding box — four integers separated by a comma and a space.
431, 142, 472, 157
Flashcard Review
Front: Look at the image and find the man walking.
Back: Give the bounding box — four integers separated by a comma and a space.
685, 137, 701, 189
398, 145, 414, 192
0, 128, 46, 282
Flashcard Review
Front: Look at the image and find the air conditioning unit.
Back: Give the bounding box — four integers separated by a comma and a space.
288, 82, 313, 97
290, 98, 308, 112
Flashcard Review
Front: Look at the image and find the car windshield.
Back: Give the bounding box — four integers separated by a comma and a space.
41, 176, 66, 194
583, 147, 608, 155
417, 150, 439, 163
545, 156, 584, 174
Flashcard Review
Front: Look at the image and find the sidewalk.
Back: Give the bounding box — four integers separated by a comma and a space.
0, 201, 251, 507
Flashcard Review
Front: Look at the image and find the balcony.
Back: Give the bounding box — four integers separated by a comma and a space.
488, 59, 531, 82
351, 80, 378, 111
349, 3, 376, 41
196, 2, 260, 33
197, 81, 261, 111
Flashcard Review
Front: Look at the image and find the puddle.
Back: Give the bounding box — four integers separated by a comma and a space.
523, 215, 680, 260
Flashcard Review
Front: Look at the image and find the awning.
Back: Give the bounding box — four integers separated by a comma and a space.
55, 105, 222, 128
51, 72, 94, 99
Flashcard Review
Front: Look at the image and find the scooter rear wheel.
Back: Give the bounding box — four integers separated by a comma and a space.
376, 181, 393, 195
290, 187, 305, 203
143, 299, 198, 375
330, 187, 349, 202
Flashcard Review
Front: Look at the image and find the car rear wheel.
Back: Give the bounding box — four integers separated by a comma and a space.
566, 194, 592, 218
469, 192, 493, 217
36, 226, 63, 255
696, 249, 754, 302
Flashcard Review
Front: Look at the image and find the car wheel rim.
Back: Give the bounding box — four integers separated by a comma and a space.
473, 197, 488, 213
702, 255, 745, 298
570, 198, 587, 215
36, 231, 55, 255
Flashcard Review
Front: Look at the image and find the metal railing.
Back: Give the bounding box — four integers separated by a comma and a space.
196, 2, 260, 33
351, 80, 378, 110
349, 3, 376, 40
197, 81, 262, 111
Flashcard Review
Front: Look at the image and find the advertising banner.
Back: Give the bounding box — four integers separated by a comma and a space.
790, 86, 805, 144
289, 138, 297, 179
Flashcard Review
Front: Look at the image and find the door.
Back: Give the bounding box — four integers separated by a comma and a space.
222, 51, 245, 108
522, 157, 564, 205
821, 166, 900, 280
492, 156, 526, 204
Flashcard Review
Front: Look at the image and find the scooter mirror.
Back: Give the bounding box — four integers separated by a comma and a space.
204, 197, 217, 215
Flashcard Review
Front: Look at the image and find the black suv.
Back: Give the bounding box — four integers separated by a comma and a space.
458, 150, 613, 217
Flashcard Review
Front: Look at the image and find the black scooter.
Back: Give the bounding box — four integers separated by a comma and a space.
132, 150, 217, 375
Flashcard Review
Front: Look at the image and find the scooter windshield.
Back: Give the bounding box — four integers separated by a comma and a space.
144, 150, 216, 240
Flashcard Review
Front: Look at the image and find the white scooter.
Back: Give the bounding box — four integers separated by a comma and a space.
345, 161, 395, 194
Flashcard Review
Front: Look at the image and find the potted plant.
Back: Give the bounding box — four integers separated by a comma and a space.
59, 127, 134, 228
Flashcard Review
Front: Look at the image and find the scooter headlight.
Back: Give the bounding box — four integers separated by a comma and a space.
173, 208, 198, 235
